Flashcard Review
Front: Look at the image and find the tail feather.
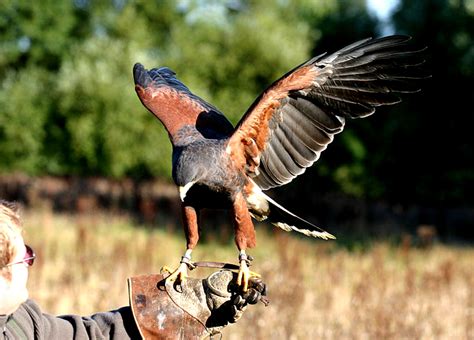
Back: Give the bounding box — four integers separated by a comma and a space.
263, 193, 336, 240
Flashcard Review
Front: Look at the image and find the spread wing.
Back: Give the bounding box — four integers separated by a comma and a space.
227, 35, 426, 190
133, 63, 234, 144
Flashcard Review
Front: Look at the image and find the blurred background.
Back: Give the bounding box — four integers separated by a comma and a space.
0, 0, 473, 339
1, 0, 473, 240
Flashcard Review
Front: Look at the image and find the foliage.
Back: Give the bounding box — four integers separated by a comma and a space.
0, 0, 314, 178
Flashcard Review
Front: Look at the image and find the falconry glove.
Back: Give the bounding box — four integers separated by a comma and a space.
128, 270, 268, 339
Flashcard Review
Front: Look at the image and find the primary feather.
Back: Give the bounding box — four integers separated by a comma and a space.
229, 35, 426, 190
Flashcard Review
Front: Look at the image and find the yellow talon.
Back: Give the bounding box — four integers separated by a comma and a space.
160, 266, 173, 274
162, 262, 188, 283
249, 270, 261, 278
237, 262, 248, 291
236, 260, 261, 292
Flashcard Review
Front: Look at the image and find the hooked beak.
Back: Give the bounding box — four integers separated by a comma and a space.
179, 182, 196, 202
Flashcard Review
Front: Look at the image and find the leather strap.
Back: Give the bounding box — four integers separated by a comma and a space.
187, 261, 240, 270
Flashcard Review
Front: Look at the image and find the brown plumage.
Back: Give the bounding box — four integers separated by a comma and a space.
133, 35, 426, 290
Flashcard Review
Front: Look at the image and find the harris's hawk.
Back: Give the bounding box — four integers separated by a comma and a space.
133, 35, 426, 290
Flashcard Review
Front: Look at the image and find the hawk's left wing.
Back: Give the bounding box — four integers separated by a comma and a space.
227, 35, 426, 190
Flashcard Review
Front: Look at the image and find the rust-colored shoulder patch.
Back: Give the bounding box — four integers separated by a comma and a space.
135, 85, 208, 142
227, 65, 319, 175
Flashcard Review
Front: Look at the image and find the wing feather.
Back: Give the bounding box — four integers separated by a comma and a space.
275, 127, 317, 168
133, 63, 234, 145
227, 35, 427, 189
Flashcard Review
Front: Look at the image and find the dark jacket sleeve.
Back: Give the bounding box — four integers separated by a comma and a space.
2, 300, 141, 340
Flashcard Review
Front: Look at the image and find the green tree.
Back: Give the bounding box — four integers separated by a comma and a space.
0, 0, 320, 178
0, 0, 88, 174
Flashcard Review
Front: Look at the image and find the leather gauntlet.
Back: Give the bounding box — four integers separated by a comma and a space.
128, 270, 268, 339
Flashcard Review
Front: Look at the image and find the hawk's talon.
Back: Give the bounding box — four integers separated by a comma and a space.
249, 270, 261, 278
163, 262, 188, 283
160, 266, 173, 275
237, 260, 251, 292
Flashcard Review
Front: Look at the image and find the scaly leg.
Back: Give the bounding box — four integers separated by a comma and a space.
236, 249, 261, 292
162, 249, 192, 282
237, 249, 251, 291
233, 192, 259, 292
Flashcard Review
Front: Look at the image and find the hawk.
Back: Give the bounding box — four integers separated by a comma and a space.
133, 35, 425, 290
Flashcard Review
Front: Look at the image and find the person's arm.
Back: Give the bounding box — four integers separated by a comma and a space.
3, 270, 266, 340
6, 300, 140, 340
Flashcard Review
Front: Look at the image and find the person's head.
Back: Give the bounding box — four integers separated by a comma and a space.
0, 200, 32, 315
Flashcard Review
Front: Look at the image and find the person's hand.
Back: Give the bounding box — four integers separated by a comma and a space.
200, 270, 269, 326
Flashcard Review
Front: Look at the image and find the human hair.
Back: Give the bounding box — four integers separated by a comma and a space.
0, 200, 23, 280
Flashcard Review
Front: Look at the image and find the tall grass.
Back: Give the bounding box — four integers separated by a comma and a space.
23, 208, 473, 339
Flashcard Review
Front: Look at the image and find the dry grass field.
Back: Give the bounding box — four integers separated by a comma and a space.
23, 208, 473, 340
